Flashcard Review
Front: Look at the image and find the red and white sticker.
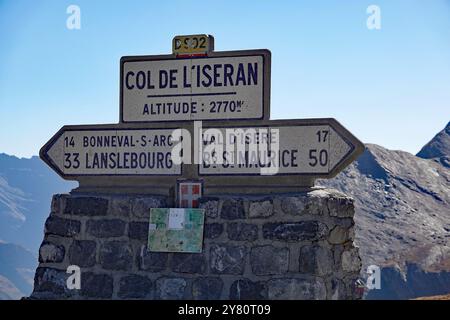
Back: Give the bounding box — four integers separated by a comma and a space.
178, 181, 202, 208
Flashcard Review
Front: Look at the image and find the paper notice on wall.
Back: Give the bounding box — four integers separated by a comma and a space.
148, 208, 205, 253
168, 208, 185, 230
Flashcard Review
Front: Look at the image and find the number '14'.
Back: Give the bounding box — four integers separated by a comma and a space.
64, 136, 75, 147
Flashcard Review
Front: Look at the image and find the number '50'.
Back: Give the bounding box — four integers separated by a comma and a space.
309, 149, 328, 167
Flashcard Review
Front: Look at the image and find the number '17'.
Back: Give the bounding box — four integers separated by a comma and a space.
317, 130, 329, 143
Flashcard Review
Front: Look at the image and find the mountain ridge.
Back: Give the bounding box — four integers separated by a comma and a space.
319, 121, 450, 299
417, 121, 450, 168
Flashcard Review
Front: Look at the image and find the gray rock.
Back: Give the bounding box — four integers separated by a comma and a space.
227, 222, 258, 241
249, 199, 274, 218
348, 227, 355, 242
204, 223, 223, 239
250, 245, 289, 275
329, 278, 347, 300
171, 253, 207, 274
39, 242, 65, 263
138, 247, 168, 272
342, 248, 361, 272
199, 197, 220, 218
328, 226, 349, 244
262, 221, 327, 242
68, 240, 96, 268
333, 244, 345, 268
99, 241, 133, 271
128, 221, 149, 240
156, 277, 187, 299
267, 278, 326, 300
220, 199, 245, 220
45, 216, 80, 237
110, 197, 131, 218
81, 272, 113, 299
210, 244, 246, 275
192, 277, 223, 300
229, 279, 267, 300
280, 196, 307, 215
336, 217, 354, 228
51, 194, 67, 214
131, 197, 167, 219
281, 191, 349, 216
86, 219, 126, 238
64, 196, 108, 216
326, 195, 354, 218
299, 245, 333, 276
33, 267, 69, 295
118, 275, 152, 299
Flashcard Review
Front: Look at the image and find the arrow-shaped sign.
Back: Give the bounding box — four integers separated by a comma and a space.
40, 119, 364, 183
199, 119, 363, 177
40, 126, 183, 178
199, 119, 364, 178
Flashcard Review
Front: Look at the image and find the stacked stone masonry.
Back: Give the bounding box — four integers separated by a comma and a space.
30, 188, 362, 300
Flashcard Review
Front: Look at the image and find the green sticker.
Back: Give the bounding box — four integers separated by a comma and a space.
147, 208, 205, 253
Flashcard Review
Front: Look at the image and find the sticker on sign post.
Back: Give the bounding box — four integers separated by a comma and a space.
178, 180, 203, 208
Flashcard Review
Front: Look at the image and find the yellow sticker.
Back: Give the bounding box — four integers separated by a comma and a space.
172, 34, 213, 54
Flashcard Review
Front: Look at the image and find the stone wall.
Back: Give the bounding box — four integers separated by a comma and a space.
30, 188, 362, 300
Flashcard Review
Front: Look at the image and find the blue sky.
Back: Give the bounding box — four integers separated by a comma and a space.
0, 0, 449, 158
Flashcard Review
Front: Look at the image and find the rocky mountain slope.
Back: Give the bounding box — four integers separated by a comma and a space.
0, 154, 75, 298
417, 121, 450, 168
0, 242, 36, 299
319, 121, 450, 299
0, 154, 75, 251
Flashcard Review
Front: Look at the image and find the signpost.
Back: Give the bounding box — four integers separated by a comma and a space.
120, 49, 270, 122
40, 34, 364, 195
39, 35, 366, 255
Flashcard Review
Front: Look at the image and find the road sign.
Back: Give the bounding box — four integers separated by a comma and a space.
40, 35, 365, 194
120, 49, 270, 123
199, 118, 364, 177
40, 126, 182, 177
172, 34, 214, 55
40, 119, 363, 188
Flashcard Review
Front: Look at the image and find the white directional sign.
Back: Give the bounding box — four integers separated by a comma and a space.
40, 127, 181, 176
199, 120, 362, 176
40, 119, 363, 181
120, 50, 270, 122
